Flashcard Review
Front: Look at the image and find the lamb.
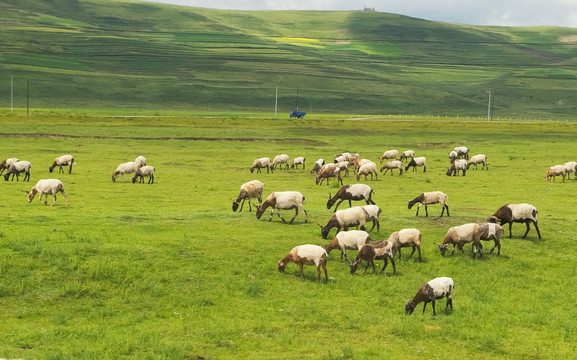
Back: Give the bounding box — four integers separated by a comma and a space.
49, 154, 74, 174
380, 160, 403, 176
256, 191, 308, 223
466, 154, 488, 170
404, 157, 427, 172
386, 228, 422, 262
278, 244, 328, 282
408, 191, 449, 217
545, 165, 566, 182
132, 165, 155, 184
356, 161, 378, 181
361, 204, 381, 232
272, 154, 290, 170
3, 160, 32, 182
316, 163, 343, 186
349, 240, 396, 275
112, 161, 138, 182
290, 156, 306, 170
323, 230, 370, 261
399, 150, 415, 162
310, 158, 325, 174
454, 146, 469, 159
26, 179, 68, 206
563, 161, 576, 180
435, 223, 483, 259
446, 159, 467, 176
232, 180, 264, 212
379, 149, 398, 163
479, 222, 504, 255
321, 206, 369, 239
488, 203, 541, 240
135, 155, 147, 168
405, 277, 454, 315
327, 184, 375, 212
0, 158, 19, 174
250, 157, 274, 174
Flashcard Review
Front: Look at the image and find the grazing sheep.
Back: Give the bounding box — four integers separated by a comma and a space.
479, 222, 504, 255
454, 146, 469, 159
446, 159, 467, 176
467, 154, 488, 170
362, 204, 381, 232
349, 240, 396, 275
27, 179, 68, 206
256, 191, 308, 223
250, 157, 274, 174
356, 161, 378, 181
408, 191, 449, 217
380, 160, 403, 176
112, 161, 138, 182
278, 244, 328, 282
435, 223, 483, 259
3, 160, 32, 182
272, 154, 290, 170
310, 158, 325, 174
334, 152, 350, 163
132, 165, 155, 184
488, 203, 541, 240
0, 158, 18, 174
380, 149, 399, 163
563, 161, 576, 180
351, 158, 372, 173
290, 156, 306, 170
323, 230, 371, 261
135, 155, 147, 168
449, 150, 459, 163
346, 153, 361, 163
546, 165, 566, 183
321, 206, 368, 239
49, 155, 74, 174
232, 180, 264, 212
387, 228, 422, 262
405, 277, 454, 315
335, 160, 351, 177
316, 163, 343, 186
399, 150, 415, 162
405, 157, 427, 172
327, 184, 375, 212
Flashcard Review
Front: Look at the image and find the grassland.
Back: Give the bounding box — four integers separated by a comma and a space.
0, 111, 576, 359
2, 0, 577, 118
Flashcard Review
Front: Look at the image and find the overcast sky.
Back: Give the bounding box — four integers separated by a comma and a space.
142, 0, 577, 28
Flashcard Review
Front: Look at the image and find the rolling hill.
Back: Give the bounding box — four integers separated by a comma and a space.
2, 0, 577, 117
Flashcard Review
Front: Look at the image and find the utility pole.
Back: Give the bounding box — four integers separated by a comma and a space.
10, 76, 13, 111
275, 87, 278, 119
26, 80, 29, 115
487, 90, 492, 122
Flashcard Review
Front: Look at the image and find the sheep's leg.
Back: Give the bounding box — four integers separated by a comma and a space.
409, 246, 416, 258
431, 301, 437, 316
417, 246, 422, 262
278, 209, 288, 223
446, 297, 453, 312
415, 204, 421, 216
522, 221, 531, 239
302, 208, 308, 223
298, 263, 304, 279
533, 221, 542, 240
289, 208, 298, 224
268, 208, 275, 222
424, 205, 429, 217
422, 302, 428, 314
321, 262, 328, 281
50, 193, 57, 206
239, 199, 246, 212
380, 258, 388, 274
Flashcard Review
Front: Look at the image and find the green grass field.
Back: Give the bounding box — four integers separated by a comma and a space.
0, 112, 576, 359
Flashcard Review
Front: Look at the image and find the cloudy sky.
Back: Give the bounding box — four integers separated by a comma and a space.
142, 0, 577, 28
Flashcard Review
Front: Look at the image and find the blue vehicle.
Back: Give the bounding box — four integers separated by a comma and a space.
290, 106, 306, 119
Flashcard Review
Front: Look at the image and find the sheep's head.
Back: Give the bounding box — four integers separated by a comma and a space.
277, 261, 287, 273
26, 188, 37, 203
48, 166, 54, 173
405, 300, 416, 315
407, 200, 415, 209
232, 200, 240, 212
487, 215, 499, 223
434, 242, 449, 256
255, 206, 265, 219
349, 260, 360, 275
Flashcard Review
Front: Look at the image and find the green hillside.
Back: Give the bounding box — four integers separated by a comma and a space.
2, 0, 577, 117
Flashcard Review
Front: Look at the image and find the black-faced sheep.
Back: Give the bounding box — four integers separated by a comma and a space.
0, 158, 18, 175
290, 156, 306, 170
3, 160, 31, 182
49, 155, 74, 174
446, 159, 467, 176
132, 165, 155, 184
232, 180, 264, 212
380, 160, 403, 176
488, 203, 541, 240
278, 244, 328, 282
399, 150, 415, 162
327, 184, 375, 212
405, 277, 454, 315
256, 191, 308, 224
387, 228, 422, 262
349, 240, 396, 275
310, 158, 325, 174
27, 179, 68, 206
454, 146, 469, 160
435, 223, 482, 259
408, 191, 449, 217
250, 157, 274, 174
405, 157, 427, 172
323, 230, 370, 261
320, 206, 368, 239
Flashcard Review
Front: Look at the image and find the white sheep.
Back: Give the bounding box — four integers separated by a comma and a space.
352, 158, 372, 173
310, 158, 325, 174
408, 191, 449, 217
563, 161, 576, 180
356, 161, 378, 181
278, 244, 328, 282
399, 150, 415, 162
27, 179, 68, 206
361, 204, 381, 232
0, 158, 18, 174
327, 183, 375, 212
449, 150, 459, 163
3, 160, 32, 182
49, 154, 74, 174
323, 230, 370, 261
405, 277, 454, 315
405, 157, 427, 172
321, 206, 369, 239
232, 180, 264, 212
467, 154, 488, 170
112, 161, 138, 182
335, 160, 351, 177
250, 157, 274, 174
446, 159, 467, 176
488, 203, 541, 239
379, 149, 398, 163
334, 152, 350, 163
135, 155, 147, 168
386, 228, 422, 262
272, 154, 290, 170
349, 240, 396, 275
380, 160, 403, 175
454, 146, 469, 159
256, 191, 308, 223
290, 156, 306, 170
435, 223, 483, 259
479, 222, 504, 255
132, 165, 155, 184
546, 164, 566, 182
